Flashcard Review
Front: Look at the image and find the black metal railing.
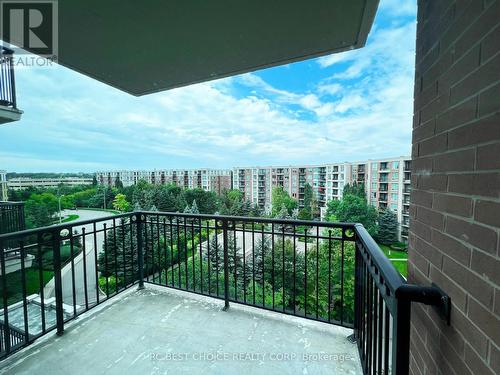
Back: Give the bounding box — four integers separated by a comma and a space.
0, 48, 17, 109
0, 202, 25, 237
0, 211, 450, 374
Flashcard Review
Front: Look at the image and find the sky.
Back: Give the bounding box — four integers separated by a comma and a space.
0, 0, 417, 173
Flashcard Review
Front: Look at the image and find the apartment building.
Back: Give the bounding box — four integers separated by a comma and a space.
96, 169, 232, 194
234, 156, 411, 240
233, 164, 342, 213
7, 177, 93, 190
352, 157, 412, 242
0, 170, 7, 201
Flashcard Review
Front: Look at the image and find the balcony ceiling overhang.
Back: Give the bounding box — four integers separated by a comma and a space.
16, 0, 379, 96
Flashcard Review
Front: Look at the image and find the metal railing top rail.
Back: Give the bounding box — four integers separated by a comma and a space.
139, 210, 357, 228
354, 223, 405, 296
0, 212, 132, 241
0, 211, 357, 242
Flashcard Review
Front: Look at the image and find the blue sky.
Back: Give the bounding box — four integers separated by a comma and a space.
0, 0, 417, 172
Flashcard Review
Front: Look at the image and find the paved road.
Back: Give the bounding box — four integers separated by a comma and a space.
44, 213, 311, 310
44, 209, 117, 308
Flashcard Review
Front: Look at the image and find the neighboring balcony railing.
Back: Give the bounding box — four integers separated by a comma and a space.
0, 211, 450, 374
0, 48, 17, 109
0, 202, 25, 235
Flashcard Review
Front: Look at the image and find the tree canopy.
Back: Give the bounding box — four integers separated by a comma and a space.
325, 187, 378, 237
271, 187, 297, 217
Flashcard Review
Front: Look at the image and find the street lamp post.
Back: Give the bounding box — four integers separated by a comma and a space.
58, 194, 64, 224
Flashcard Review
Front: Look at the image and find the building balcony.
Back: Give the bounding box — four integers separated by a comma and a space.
0, 48, 22, 125
0, 212, 450, 374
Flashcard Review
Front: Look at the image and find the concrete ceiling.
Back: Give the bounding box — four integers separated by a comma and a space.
13, 0, 379, 96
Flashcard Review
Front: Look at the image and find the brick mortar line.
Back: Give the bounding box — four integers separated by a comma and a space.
410, 230, 499, 293
410, 214, 499, 261
415, 2, 497, 72
411, 203, 500, 234
413, 110, 500, 144
415, 139, 500, 159
411, 168, 500, 176
415, 72, 500, 126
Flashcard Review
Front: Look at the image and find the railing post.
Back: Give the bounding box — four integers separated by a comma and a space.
7, 53, 16, 109
0, 237, 12, 354
52, 230, 65, 336
221, 219, 230, 311
136, 213, 145, 289
353, 237, 361, 342
392, 298, 411, 375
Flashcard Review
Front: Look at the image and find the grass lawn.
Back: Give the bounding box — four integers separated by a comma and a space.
39, 243, 81, 270
1, 269, 54, 305
61, 214, 79, 223
377, 243, 408, 278
52, 214, 80, 225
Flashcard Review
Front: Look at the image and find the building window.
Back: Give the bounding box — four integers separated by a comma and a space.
391, 193, 398, 200
392, 161, 399, 169
372, 163, 378, 170
371, 183, 377, 190
391, 204, 397, 211
392, 172, 399, 181
391, 183, 399, 191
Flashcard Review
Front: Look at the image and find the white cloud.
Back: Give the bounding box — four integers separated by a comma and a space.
379, 0, 417, 17
317, 83, 342, 96
0, 7, 416, 172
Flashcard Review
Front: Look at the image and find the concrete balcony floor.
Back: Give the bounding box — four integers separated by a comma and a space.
0, 286, 362, 375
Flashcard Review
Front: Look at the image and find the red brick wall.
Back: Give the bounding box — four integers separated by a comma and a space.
409, 1, 500, 374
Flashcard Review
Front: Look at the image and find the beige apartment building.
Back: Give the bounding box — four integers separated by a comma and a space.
233, 164, 350, 213
96, 169, 232, 194
7, 177, 93, 190
234, 156, 411, 241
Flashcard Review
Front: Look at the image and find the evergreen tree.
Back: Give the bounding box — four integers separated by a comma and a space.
208, 232, 242, 276
377, 209, 398, 245
244, 235, 270, 284
190, 199, 199, 214
114, 177, 123, 189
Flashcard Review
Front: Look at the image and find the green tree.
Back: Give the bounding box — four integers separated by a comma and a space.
325, 194, 378, 237
114, 177, 124, 189
24, 192, 59, 228
113, 193, 131, 212
271, 187, 297, 217
377, 209, 398, 245
343, 182, 366, 199
183, 189, 217, 214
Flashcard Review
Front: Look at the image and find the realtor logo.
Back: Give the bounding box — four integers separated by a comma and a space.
0, 0, 57, 58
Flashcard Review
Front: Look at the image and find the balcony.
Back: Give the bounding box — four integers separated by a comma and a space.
0, 48, 22, 125
0, 212, 450, 374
